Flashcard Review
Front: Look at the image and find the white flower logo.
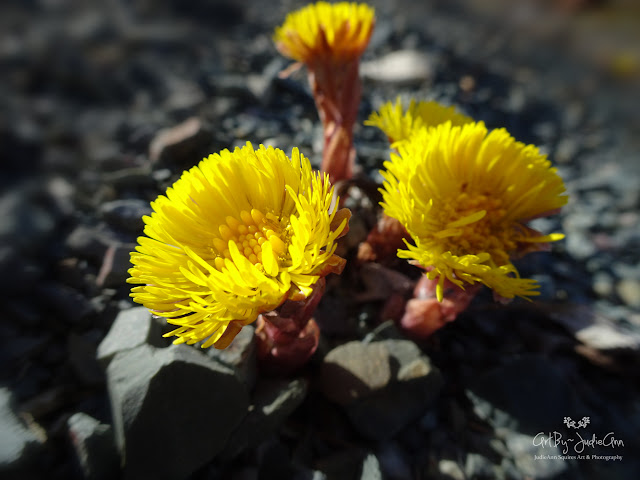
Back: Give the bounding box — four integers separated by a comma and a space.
563, 416, 590, 429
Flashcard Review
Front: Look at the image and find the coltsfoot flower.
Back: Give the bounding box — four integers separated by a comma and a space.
358, 98, 472, 263
380, 121, 568, 302
128, 143, 349, 349
365, 97, 473, 145
274, 2, 375, 65
274, 2, 375, 183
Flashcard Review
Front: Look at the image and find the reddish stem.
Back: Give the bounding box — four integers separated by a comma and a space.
357, 213, 411, 264
308, 58, 361, 183
400, 276, 480, 339
255, 278, 326, 374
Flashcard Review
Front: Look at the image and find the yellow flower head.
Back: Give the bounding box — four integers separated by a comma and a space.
128, 143, 348, 349
365, 97, 473, 145
380, 122, 568, 301
274, 2, 375, 64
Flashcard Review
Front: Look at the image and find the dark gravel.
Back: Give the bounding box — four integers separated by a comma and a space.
1, 0, 639, 479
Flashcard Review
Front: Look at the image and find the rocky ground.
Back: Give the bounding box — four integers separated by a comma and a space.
1, 0, 639, 479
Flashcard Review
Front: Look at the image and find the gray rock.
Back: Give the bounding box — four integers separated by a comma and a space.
316, 449, 368, 480
101, 166, 155, 189
376, 442, 412, 479
320, 340, 443, 440
503, 431, 568, 479
500, 458, 523, 480
464, 453, 496, 479
65, 223, 122, 263
221, 377, 308, 460
0, 185, 57, 255
361, 50, 434, 84
0, 388, 45, 479
99, 199, 152, 234
616, 278, 640, 309
97, 306, 167, 367
320, 341, 391, 406
592, 271, 614, 298
246, 57, 288, 105
547, 304, 640, 352
466, 355, 583, 435
554, 137, 579, 164
438, 459, 465, 480
68, 332, 104, 386
0, 247, 42, 295
67, 412, 120, 480
359, 453, 383, 480
106, 344, 249, 479
205, 324, 257, 389
164, 79, 206, 115
96, 243, 137, 288
564, 231, 597, 260
148, 117, 212, 168
35, 282, 95, 325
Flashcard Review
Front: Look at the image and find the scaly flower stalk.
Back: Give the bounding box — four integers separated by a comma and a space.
380, 121, 568, 336
128, 143, 349, 354
274, 2, 375, 183
400, 275, 480, 339
255, 277, 326, 374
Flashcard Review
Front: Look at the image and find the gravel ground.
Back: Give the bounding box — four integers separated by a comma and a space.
1, 0, 639, 479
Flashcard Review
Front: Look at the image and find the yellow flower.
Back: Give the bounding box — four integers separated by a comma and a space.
128, 143, 348, 349
380, 121, 568, 301
365, 97, 473, 145
274, 1, 375, 64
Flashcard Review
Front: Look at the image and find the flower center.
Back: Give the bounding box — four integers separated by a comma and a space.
435, 192, 515, 265
211, 209, 288, 270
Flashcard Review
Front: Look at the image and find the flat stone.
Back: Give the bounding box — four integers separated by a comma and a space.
361, 50, 434, 84
97, 306, 167, 368
548, 304, 640, 352
320, 340, 443, 440
616, 278, 640, 309
107, 344, 249, 479
67, 412, 120, 480
439, 459, 465, 480
96, 243, 137, 288
205, 324, 257, 389
359, 453, 383, 480
0, 388, 45, 479
99, 199, 152, 234
148, 117, 211, 168
320, 341, 391, 406
220, 377, 308, 460
64, 223, 123, 264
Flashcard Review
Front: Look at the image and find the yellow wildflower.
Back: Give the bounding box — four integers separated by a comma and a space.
274, 2, 375, 65
128, 143, 348, 349
274, 2, 375, 183
365, 97, 473, 145
380, 121, 568, 301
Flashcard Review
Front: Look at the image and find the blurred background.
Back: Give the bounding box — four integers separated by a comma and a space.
1, 0, 639, 479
